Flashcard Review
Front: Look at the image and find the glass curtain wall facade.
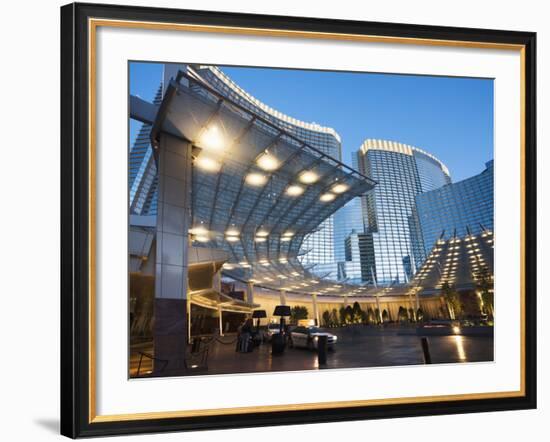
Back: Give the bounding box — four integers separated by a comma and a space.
129, 84, 163, 215
355, 139, 451, 285
415, 160, 494, 256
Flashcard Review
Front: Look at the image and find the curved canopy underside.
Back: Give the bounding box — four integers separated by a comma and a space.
153, 72, 376, 297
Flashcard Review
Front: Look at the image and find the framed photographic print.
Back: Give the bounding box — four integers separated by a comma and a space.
60, 2, 537, 438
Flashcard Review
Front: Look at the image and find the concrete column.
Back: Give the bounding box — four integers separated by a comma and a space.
153, 134, 192, 375
375, 293, 381, 322
279, 289, 287, 305
218, 306, 224, 337
212, 267, 222, 292
246, 282, 254, 304
312, 294, 319, 326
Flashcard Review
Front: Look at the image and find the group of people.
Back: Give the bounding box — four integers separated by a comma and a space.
235, 318, 256, 353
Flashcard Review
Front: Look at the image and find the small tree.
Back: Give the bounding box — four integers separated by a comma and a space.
331, 309, 339, 327
290, 305, 308, 324
339, 306, 347, 325
476, 266, 494, 319
367, 307, 375, 325
441, 281, 462, 320
398, 306, 408, 323
345, 305, 354, 324
352, 301, 363, 324
322, 310, 331, 327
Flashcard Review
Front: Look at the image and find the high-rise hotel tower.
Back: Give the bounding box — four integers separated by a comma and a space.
355, 139, 451, 284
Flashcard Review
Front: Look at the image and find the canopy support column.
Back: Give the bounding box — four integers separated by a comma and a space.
312, 294, 319, 326
153, 134, 192, 375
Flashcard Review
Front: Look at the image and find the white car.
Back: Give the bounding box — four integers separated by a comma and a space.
265, 323, 283, 341
289, 326, 337, 350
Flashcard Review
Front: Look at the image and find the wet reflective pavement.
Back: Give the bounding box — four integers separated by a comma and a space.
130, 326, 494, 377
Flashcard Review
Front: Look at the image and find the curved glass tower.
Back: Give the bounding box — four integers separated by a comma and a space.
355, 139, 451, 284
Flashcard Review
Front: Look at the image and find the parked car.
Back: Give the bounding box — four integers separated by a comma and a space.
289, 326, 337, 351
265, 322, 283, 341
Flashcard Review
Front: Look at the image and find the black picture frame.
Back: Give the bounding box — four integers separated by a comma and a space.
61, 2, 537, 438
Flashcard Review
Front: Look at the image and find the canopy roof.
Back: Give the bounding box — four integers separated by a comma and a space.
151, 71, 376, 297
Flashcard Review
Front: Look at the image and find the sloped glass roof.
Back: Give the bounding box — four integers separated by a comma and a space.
152, 71, 376, 297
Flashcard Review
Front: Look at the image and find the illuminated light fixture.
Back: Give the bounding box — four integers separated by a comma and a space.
332, 183, 349, 194
255, 237, 267, 243
298, 170, 319, 184
256, 152, 280, 171
194, 235, 209, 243
225, 236, 239, 243
245, 173, 268, 186
286, 184, 305, 197
195, 155, 221, 173
277, 275, 287, 279
200, 125, 224, 151
310, 280, 318, 284
256, 229, 269, 237
281, 236, 292, 242
259, 260, 270, 266
189, 226, 208, 236
225, 227, 240, 236
223, 263, 235, 270
279, 258, 288, 263
249, 279, 259, 283
291, 272, 300, 276
320, 192, 335, 202
282, 231, 294, 237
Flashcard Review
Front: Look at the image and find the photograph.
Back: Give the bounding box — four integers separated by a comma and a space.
56, 1, 537, 437
128, 62, 495, 378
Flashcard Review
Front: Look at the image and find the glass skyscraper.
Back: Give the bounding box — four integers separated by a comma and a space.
355, 139, 451, 284
129, 84, 163, 216
415, 160, 494, 257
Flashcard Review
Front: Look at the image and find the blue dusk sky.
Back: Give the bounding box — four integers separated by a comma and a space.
129, 62, 493, 182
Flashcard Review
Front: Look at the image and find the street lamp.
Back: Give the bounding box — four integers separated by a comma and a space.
252, 310, 267, 334
272, 305, 291, 354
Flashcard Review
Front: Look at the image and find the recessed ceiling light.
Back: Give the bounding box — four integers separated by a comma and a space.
286, 184, 305, 196
195, 155, 221, 172
200, 125, 224, 151
189, 226, 208, 235
245, 173, 268, 186
332, 183, 349, 193
298, 170, 319, 184
320, 192, 336, 202
256, 152, 280, 171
